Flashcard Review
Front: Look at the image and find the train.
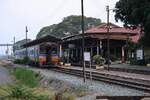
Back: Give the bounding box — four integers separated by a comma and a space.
14, 36, 61, 67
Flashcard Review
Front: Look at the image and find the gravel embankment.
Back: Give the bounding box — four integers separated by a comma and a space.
31, 68, 150, 96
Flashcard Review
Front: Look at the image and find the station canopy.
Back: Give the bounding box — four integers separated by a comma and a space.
23, 35, 62, 47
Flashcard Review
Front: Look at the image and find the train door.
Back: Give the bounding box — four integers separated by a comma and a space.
46, 46, 52, 64
39, 45, 46, 66
51, 47, 60, 65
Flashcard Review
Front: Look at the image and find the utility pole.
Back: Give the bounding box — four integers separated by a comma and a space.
81, 0, 86, 82
7, 44, 9, 59
13, 37, 15, 57
25, 26, 28, 57
106, 5, 110, 71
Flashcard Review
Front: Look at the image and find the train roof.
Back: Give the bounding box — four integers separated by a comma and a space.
23, 35, 62, 47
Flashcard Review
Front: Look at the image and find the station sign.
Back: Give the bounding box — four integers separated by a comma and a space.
136, 49, 143, 60
84, 52, 91, 61
68, 44, 75, 48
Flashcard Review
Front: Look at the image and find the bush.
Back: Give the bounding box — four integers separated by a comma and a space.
61, 92, 75, 100
93, 55, 105, 66
61, 56, 68, 63
0, 85, 55, 100
145, 55, 150, 64
130, 59, 146, 65
13, 56, 30, 65
56, 92, 75, 100
13, 59, 23, 64
22, 56, 30, 64
28, 60, 39, 67
13, 57, 38, 66
13, 67, 39, 88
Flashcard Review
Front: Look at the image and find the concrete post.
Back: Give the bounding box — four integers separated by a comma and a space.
76, 49, 78, 57
122, 46, 125, 63
97, 41, 99, 55
59, 44, 62, 58
91, 47, 93, 57
100, 39, 102, 55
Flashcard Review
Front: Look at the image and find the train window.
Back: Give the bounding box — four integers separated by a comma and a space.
32, 50, 34, 55
39, 46, 46, 54
51, 48, 57, 55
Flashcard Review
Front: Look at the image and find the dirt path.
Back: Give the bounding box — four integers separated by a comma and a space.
0, 65, 12, 85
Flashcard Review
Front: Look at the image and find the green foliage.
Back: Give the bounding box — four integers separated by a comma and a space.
60, 56, 68, 63
56, 92, 75, 100
36, 24, 57, 39
114, 0, 150, 47
22, 56, 30, 64
36, 15, 101, 39
71, 85, 88, 97
13, 56, 30, 65
0, 85, 55, 100
61, 92, 75, 100
93, 55, 105, 66
13, 67, 39, 88
130, 59, 146, 66
14, 58, 39, 66
13, 59, 23, 64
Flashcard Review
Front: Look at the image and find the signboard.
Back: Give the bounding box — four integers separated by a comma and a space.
68, 44, 75, 48
136, 49, 143, 60
84, 52, 91, 61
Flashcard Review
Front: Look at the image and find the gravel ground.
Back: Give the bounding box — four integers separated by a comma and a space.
31, 68, 150, 96
0, 66, 12, 85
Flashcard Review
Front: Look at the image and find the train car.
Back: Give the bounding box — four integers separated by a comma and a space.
15, 35, 62, 67
15, 48, 26, 59
14, 45, 39, 65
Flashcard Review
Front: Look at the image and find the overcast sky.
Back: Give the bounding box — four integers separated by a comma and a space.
0, 0, 120, 55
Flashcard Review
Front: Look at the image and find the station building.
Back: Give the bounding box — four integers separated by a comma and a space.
22, 23, 140, 66
62, 23, 140, 65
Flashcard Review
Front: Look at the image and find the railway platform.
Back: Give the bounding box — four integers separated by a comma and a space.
70, 63, 150, 75
104, 64, 150, 75
58, 65, 150, 83
54, 65, 150, 92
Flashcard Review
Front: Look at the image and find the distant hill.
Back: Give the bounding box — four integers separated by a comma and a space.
36, 15, 101, 39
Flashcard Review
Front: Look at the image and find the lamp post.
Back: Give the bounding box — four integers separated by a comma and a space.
81, 0, 86, 82
106, 5, 110, 71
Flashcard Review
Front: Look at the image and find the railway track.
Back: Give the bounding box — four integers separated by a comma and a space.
51, 67, 150, 93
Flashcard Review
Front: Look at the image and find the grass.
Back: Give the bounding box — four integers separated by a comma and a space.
70, 84, 89, 97
0, 61, 78, 100
61, 92, 76, 100
0, 85, 55, 100
13, 67, 39, 88
44, 77, 88, 98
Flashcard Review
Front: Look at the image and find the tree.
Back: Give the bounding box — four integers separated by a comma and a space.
36, 24, 57, 39
114, 0, 150, 47
36, 15, 101, 39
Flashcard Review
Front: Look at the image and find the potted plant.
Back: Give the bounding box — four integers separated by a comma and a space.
93, 55, 105, 69
61, 56, 71, 67
145, 56, 150, 67
60, 56, 65, 66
